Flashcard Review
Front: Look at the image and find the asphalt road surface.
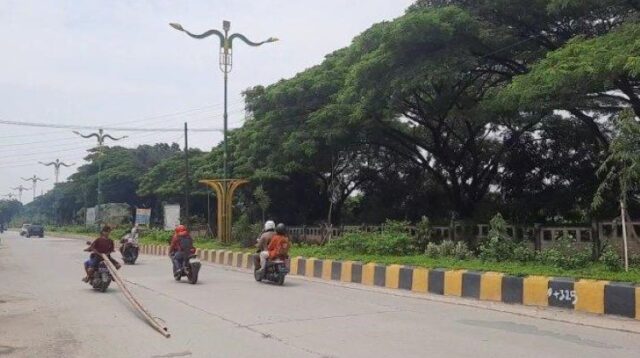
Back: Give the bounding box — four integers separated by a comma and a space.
1, 231, 640, 358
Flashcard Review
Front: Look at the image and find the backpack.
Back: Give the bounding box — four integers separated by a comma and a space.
179, 236, 193, 253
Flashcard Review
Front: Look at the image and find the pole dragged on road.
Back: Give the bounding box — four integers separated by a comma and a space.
100, 254, 171, 338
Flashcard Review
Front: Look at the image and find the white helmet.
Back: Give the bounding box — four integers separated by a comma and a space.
264, 220, 276, 231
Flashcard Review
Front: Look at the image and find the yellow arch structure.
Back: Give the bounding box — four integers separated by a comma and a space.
199, 179, 248, 243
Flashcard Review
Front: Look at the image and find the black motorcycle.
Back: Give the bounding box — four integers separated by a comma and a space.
254, 258, 289, 285
121, 242, 139, 264
172, 254, 201, 284
90, 261, 113, 292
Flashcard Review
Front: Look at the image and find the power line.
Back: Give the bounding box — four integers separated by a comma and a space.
0, 119, 225, 132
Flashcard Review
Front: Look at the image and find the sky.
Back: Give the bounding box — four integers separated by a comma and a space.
0, 0, 415, 203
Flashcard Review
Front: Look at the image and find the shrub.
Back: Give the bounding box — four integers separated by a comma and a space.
601, 246, 622, 272
141, 228, 173, 243
232, 214, 262, 247
631, 254, 640, 267
439, 240, 456, 257
453, 241, 473, 260
539, 234, 592, 269
479, 213, 515, 262
324, 229, 416, 256
425, 242, 440, 258
512, 244, 536, 262
413, 216, 433, 252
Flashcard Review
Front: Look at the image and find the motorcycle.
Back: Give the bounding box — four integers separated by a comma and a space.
172, 254, 201, 284
254, 258, 289, 285
84, 241, 114, 292
120, 235, 139, 265
90, 261, 113, 292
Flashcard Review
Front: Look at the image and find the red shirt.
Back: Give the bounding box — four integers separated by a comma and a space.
89, 236, 114, 254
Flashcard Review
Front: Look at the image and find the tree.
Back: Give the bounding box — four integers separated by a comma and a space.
0, 200, 22, 225
593, 110, 640, 271
253, 185, 271, 222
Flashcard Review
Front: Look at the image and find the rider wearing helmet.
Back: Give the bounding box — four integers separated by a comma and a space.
265, 223, 290, 266
256, 220, 276, 270
169, 225, 194, 274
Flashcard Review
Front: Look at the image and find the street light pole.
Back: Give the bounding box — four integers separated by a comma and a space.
11, 185, 30, 202
38, 159, 75, 183
169, 20, 278, 180
21, 175, 47, 201
73, 129, 127, 223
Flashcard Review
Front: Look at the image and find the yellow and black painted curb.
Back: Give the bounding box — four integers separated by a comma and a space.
140, 244, 640, 320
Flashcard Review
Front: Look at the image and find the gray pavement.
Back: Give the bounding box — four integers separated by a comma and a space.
1, 231, 639, 358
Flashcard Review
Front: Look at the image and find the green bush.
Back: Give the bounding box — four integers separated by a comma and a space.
425, 242, 439, 258
439, 240, 456, 257
141, 228, 173, 244
538, 235, 592, 269
413, 216, 433, 252
512, 244, 536, 262
479, 213, 516, 262
232, 214, 262, 247
324, 229, 416, 256
601, 247, 622, 272
453, 241, 473, 260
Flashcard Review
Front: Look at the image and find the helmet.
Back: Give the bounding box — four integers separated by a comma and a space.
264, 220, 275, 231
275, 223, 286, 235
175, 224, 186, 233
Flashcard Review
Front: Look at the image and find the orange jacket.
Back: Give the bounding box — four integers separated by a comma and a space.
267, 234, 290, 259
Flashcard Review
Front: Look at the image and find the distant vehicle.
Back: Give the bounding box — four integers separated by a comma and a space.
20, 223, 44, 238
19, 224, 30, 236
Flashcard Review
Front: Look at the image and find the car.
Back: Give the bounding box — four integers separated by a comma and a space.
20, 223, 44, 238
19, 224, 30, 236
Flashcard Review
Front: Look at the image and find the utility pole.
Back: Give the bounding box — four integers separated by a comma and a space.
11, 185, 30, 202
184, 122, 190, 226
38, 159, 75, 183
21, 175, 47, 201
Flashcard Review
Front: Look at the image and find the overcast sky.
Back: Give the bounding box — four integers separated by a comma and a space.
0, 0, 414, 203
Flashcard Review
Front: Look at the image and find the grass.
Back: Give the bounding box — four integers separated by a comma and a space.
50, 226, 640, 283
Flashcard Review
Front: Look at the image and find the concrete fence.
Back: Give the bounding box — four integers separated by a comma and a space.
140, 244, 639, 321
289, 220, 640, 254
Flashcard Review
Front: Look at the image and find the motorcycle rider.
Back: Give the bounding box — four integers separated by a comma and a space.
256, 220, 276, 270
258, 223, 290, 274
119, 224, 140, 256
83, 225, 121, 282
169, 225, 195, 274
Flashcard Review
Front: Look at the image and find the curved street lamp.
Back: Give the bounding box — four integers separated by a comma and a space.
73, 129, 127, 211
169, 20, 278, 180
21, 175, 47, 201
39, 159, 75, 183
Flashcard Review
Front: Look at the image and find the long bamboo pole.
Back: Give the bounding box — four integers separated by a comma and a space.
100, 254, 171, 337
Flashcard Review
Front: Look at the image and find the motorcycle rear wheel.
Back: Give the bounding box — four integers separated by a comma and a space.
277, 274, 285, 286
188, 271, 198, 284
254, 269, 263, 282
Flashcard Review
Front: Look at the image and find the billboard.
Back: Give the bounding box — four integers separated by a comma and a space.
135, 208, 151, 225
86, 207, 96, 226
163, 204, 181, 230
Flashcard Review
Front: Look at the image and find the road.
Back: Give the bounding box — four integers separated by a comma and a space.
1, 231, 640, 358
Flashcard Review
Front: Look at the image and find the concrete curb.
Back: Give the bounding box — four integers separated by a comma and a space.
141, 244, 640, 320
